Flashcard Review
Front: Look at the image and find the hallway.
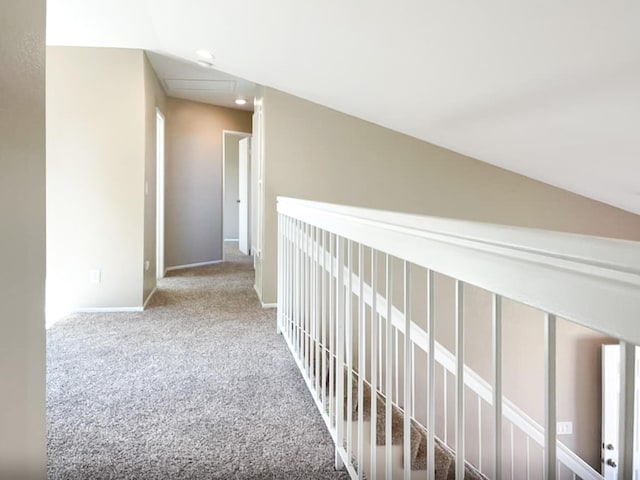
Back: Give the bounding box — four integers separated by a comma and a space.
47, 252, 348, 479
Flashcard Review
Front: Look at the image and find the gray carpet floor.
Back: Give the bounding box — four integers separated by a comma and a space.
47, 246, 349, 480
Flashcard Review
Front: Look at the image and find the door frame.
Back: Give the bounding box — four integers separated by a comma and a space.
156, 108, 165, 280
222, 130, 251, 261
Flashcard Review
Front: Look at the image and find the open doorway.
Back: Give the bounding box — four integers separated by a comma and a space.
222, 130, 251, 261
156, 108, 165, 279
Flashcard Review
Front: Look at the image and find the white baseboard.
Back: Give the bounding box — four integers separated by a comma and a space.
72, 306, 144, 313
254, 284, 277, 309
143, 287, 157, 309
166, 260, 222, 271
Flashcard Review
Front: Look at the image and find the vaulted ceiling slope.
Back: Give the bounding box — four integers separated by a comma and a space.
47, 0, 640, 214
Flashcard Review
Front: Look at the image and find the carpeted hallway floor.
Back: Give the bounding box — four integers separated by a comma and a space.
47, 245, 349, 480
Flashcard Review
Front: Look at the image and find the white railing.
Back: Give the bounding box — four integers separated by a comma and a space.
276, 197, 640, 480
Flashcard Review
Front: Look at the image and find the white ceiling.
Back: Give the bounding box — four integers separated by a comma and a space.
145, 52, 256, 111
47, 0, 640, 215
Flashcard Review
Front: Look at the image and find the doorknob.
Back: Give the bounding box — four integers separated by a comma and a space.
606, 458, 617, 468
606, 443, 614, 450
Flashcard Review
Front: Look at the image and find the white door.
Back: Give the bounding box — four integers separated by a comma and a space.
238, 137, 250, 255
602, 344, 640, 480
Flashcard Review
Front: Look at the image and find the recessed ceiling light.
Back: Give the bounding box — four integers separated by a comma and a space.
196, 60, 214, 68
235, 98, 247, 105
195, 49, 214, 60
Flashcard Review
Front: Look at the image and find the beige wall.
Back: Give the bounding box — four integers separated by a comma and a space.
165, 98, 251, 268
260, 87, 640, 305
47, 47, 146, 310
143, 54, 167, 300
259, 87, 640, 468
0, 0, 46, 477
424, 274, 612, 469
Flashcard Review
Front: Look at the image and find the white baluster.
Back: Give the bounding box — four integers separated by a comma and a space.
493, 294, 503, 480
385, 253, 393, 480
357, 243, 365, 480
283, 214, 287, 334
478, 396, 483, 473
370, 249, 378, 480
329, 233, 335, 431
544, 313, 557, 480
510, 423, 515, 480
526, 436, 531, 480
314, 227, 320, 398
444, 367, 448, 446
335, 236, 345, 470
379, 309, 383, 388
295, 219, 301, 360
427, 269, 436, 480
403, 261, 412, 480
412, 343, 416, 422
395, 328, 399, 404
618, 340, 637, 480
347, 240, 353, 463
321, 229, 327, 411
455, 280, 465, 480
277, 214, 282, 334
304, 223, 310, 377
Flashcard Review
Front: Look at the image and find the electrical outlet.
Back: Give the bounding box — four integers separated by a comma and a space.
557, 421, 573, 435
89, 269, 101, 284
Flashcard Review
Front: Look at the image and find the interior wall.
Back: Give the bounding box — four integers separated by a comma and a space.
260, 87, 640, 306
47, 46, 146, 310
259, 87, 640, 469
224, 134, 241, 240
165, 98, 251, 268
143, 54, 167, 302
0, 0, 46, 477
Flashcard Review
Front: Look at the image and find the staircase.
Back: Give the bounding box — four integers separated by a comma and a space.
326, 363, 488, 479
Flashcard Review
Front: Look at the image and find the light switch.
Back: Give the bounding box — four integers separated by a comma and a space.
557, 421, 573, 435
89, 269, 101, 284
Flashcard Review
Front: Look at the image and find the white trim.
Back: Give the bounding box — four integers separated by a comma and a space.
72, 306, 143, 313
222, 130, 252, 261
278, 196, 640, 346
281, 221, 604, 480
253, 284, 275, 308
222, 129, 252, 137
166, 260, 222, 271
143, 287, 157, 309
156, 108, 166, 280
224, 238, 240, 242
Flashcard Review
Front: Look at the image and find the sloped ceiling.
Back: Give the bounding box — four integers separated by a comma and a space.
145, 52, 256, 112
47, 0, 640, 214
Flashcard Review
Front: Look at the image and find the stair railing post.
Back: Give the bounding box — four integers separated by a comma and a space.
370, 249, 378, 480
544, 313, 557, 480
335, 236, 346, 470
403, 261, 412, 480
617, 340, 637, 480
455, 280, 465, 480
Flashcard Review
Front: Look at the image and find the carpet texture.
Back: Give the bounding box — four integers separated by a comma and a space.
47, 247, 349, 480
